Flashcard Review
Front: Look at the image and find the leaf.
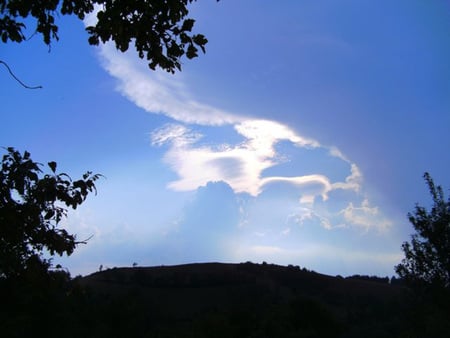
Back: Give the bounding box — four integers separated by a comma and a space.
48, 161, 57, 173
181, 19, 195, 32
193, 34, 208, 47
44, 209, 55, 220
186, 44, 198, 59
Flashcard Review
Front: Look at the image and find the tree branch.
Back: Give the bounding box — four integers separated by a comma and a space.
0, 60, 43, 89
75, 234, 94, 245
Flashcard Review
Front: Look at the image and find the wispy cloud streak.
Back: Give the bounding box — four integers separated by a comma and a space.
98, 44, 243, 126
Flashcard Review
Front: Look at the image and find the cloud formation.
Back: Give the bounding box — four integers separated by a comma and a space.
151, 120, 362, 206
98, 43, 243, 126
340, 199, 391, 231
96, 43, 391, 234
151, 120, 324, 196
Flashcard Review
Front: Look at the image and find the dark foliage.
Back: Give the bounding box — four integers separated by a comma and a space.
0, 0, 217, 73
0, 147, 100, 279
394, 173, 450, 337
346, 275, 390, 284
395, 173, 450, 290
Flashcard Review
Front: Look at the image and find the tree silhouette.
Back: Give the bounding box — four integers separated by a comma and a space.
395, 173, 450, 290
1, 0, 216, 73
0, 148, 101, 279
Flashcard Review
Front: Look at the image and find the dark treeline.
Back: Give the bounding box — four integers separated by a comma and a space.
345, 275, 390, 284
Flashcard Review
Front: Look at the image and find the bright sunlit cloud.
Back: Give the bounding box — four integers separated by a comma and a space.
94, 44, 391, 237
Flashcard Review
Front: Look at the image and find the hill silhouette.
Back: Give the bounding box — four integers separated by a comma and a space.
4, 261, 449, 337
74, 262, 409, 338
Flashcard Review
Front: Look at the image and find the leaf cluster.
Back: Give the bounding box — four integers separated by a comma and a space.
0, 147, 101, 279
395, 173, 450, 290
0, 0, 215, 73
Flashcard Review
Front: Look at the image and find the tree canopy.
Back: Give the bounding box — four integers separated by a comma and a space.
0, 148, 101, 279
0, 0, 215, 73
395, 173, 450, 290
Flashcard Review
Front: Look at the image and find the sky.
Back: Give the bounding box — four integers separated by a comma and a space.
1, 0, 449, 277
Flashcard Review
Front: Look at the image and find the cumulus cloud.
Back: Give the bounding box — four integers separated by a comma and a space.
170, 181, 240, 261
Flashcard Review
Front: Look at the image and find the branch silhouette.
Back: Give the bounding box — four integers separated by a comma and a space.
0, 60, 43, 89
75, 234, 94, 245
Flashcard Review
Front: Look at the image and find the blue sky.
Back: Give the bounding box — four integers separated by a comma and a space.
1, 0, 449, 277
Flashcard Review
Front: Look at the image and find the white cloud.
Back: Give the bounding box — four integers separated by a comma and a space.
286, 206, 342, 230
94, 26, 363, 204
151, 123, 202, 147
94, 33, 389, 234
235, 119, 320, 151
287, 208, 314, 225
329, 146, 348, 161
73, 7, 404, 278
151, 119, 358, 202
85, 7, 242, 126
98, 43, 243, 126
339, 199, 391, 231
261, 175, 332, 201
332, 163, 362, 192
